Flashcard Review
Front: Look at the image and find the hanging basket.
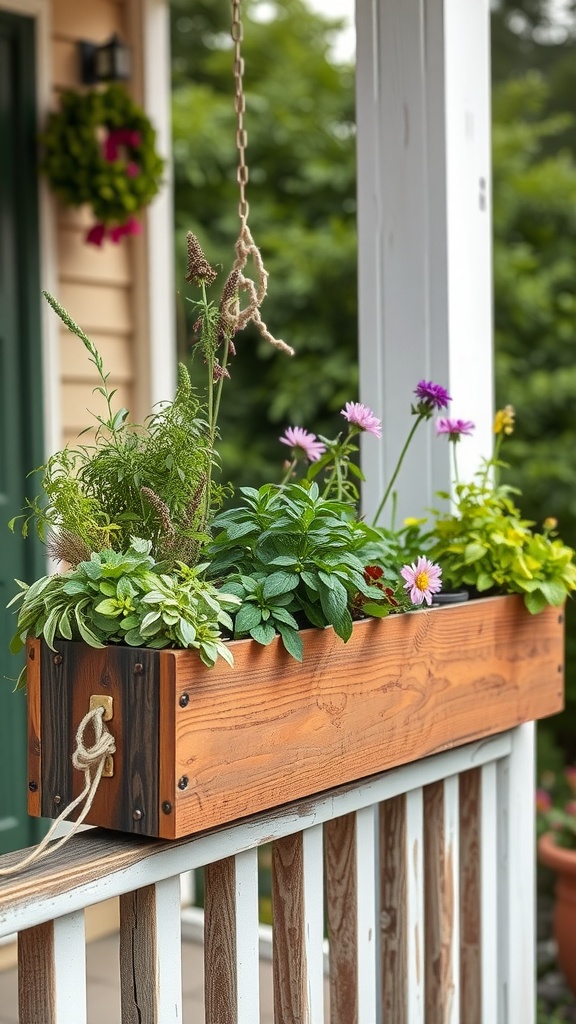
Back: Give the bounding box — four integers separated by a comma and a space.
26, 595, 564, 840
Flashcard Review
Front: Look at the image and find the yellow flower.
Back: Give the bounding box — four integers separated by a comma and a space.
493, 404, 515, 435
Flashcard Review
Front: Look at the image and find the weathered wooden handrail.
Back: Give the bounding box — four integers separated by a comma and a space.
0, 727, 535, 1024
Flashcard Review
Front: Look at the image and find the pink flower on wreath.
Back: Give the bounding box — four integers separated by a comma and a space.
435, 417, 475, 442
341, 402, 382, 438
400, 556, 442, 606
279, 426, 326, 463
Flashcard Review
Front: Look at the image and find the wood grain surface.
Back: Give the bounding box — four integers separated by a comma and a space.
324, 814, 358, 1024
379, 794, 407, 1021
119, 886, 157, 1024
459, 769, 482, 1024
36, 640, 160, 835
30, 596, 564, 839
165, 596, 563, 837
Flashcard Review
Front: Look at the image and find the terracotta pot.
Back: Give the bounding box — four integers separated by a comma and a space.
538, 832, 576, 998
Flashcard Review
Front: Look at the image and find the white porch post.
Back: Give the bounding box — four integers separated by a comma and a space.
356, 0, 494, 525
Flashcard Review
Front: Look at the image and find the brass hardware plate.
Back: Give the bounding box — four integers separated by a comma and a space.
102, 755, 114, 778
89, 695, 113, 721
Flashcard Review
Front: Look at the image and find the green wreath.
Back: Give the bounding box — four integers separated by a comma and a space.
41, 84, 165, 244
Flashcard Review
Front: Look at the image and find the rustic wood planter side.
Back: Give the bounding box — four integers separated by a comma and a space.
26, 595, 564, 840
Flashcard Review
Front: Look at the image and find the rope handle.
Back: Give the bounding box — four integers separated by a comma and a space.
0, 705, 116, 877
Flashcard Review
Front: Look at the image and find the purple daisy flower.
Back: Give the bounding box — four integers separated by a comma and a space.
400, 556, 443, 606
414, 380, 451, 414
435, 417, 475, 442
279, 426, 326, 463
341, 402, 382, 438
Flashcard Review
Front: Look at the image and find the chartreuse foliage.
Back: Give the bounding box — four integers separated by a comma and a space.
206, 481, 410, 658
429, 469, 576, 614
9, 538, 240, 687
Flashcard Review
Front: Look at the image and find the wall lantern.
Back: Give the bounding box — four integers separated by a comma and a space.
78, 35, 132, 85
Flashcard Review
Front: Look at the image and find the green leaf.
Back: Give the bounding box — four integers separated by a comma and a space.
270, 606, 299, 629
537, 579, 568, 606
361, 602, 393, 618
95, 599, 121, 617
476, 573, 495, 592
250, 622, 277, 645
234, 603, 262, 634
277, 623, 303, 661
262, 572, 299, 600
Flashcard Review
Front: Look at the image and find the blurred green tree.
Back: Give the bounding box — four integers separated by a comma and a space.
171, 0, 357, 486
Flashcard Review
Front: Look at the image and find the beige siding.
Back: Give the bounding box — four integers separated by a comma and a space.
51, 0, 137, 447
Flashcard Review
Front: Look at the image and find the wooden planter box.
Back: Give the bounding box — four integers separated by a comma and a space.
26, 595, 564, 840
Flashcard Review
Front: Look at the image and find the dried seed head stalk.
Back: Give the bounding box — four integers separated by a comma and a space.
218, 268, 241, 340
46, 529, 92, 568
185, 232, 218, 287
141, 487, 176, 545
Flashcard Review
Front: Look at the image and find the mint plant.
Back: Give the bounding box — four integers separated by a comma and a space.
9, 538, 240, 686
207, 481, 408, 655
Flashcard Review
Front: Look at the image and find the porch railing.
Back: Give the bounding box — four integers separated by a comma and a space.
0, 724, 535, 1023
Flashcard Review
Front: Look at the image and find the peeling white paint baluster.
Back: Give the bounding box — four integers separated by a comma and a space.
154, 876, 183, 1023
302, 823, 325, 1022
481, 761, 498, 1024
234, 848, 260, 1024
356, 805, 378, 1024
406, 787, 424, 1024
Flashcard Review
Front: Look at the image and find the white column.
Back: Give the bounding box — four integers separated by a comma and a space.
356, 0, 494, 524
127, 0, 177, 417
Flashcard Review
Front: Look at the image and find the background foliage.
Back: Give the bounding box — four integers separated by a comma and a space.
171, 0, 576, 754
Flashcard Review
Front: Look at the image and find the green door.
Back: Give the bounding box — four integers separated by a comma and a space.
0, 10, 45, 853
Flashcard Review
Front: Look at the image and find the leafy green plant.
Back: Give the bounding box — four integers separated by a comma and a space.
9, 538, 240, 686
206, 480, 412, 656
429, 415, 576, 613
11, 293, 214, 567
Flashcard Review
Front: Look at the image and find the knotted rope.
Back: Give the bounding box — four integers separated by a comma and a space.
225, 0, 294, 357
0, 705, 115, 876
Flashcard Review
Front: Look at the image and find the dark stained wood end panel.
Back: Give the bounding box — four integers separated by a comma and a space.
37, 640, 160, 836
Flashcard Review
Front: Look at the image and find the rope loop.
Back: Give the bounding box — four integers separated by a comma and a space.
0, 705, 116, 877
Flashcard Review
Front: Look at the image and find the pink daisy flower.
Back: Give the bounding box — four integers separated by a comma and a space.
341, 402, 382, 438
400, 556, 443, 606
279, 426, 326, 463
435, 417, 475, 441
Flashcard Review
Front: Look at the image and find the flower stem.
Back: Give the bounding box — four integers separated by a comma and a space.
281, 459, 298, 487
371, 415, 423, 526
452, 442, 459, 484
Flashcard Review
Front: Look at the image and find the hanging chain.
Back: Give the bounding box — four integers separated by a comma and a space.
231, 0, 249, 225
